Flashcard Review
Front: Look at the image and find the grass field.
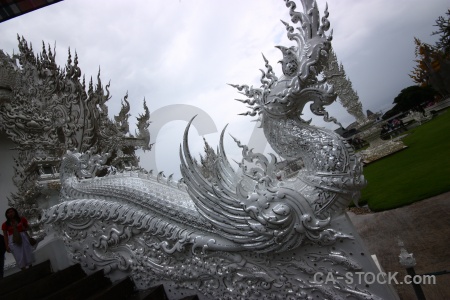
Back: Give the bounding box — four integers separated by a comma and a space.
359, 110, 450, 211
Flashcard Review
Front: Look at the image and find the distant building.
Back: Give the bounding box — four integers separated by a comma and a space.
366, 109, 382, 121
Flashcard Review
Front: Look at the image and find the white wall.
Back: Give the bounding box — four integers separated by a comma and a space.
0, 133, 19, 269
0, 132, 18, 222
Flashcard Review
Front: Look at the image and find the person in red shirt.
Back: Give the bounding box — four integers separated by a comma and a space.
2, 208, 34, 270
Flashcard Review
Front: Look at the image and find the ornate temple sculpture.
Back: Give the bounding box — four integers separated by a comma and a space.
357, 124, 407, 164
321, 49, 408, 164
323, 49, 369, 126
2, 0, 400, 299
321, 48, 407, 164
0, 36, 151, 236
407, 110, 432, 124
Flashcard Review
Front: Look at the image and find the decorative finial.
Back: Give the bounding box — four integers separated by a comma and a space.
398, 239, 416, 268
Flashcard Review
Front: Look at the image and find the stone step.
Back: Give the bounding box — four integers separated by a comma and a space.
178, 296, 200, 300
2, 263, 86, 300
86, 276, 136, 300
129, 284, 168, 300
43, 269, 111, 300
0, 259, 199, 299
0, 260, 52, 296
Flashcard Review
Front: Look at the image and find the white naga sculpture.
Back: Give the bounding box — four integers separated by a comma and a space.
40, 1, 398, 299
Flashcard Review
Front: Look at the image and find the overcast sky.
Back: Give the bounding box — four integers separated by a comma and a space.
0, 0, 448, 178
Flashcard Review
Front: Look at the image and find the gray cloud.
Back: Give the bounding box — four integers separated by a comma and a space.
0, 0, 448, 177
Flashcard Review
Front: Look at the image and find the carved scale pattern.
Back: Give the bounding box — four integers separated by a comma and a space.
43, 199, 384, 300
230, 0, 367, 217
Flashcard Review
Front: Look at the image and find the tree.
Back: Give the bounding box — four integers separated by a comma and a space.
410, 38, 434, 87
432, 9, 450, 55
410, 10, 450, 97
383, 85, 436, 119
393, 86, 436, 111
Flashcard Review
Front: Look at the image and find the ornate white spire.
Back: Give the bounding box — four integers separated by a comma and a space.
323, 49, 369, 125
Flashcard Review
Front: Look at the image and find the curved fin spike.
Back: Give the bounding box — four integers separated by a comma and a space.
219, 124, 229, 157
181, 115, 201, 177
261, 53, 269, 64
182, 115, 198, 152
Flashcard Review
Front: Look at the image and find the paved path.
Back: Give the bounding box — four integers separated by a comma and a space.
347, 192, 450, 300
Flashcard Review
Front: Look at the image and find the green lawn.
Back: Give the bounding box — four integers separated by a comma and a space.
359, 110, 450, 211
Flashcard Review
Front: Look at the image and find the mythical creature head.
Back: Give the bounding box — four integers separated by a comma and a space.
232, 0, 337, 125
278, 0, 332, 83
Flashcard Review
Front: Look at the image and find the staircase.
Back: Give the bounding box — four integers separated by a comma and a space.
0, 260, 199, 300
